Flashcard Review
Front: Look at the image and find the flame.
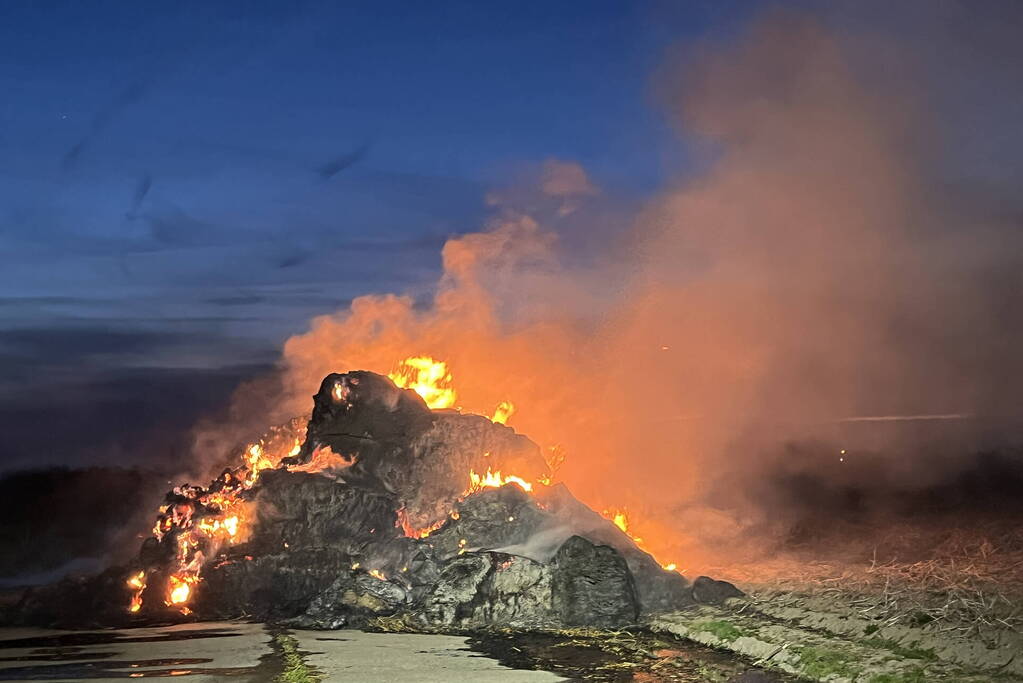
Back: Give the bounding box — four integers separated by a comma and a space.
466, 467, 533, 495
601, 507, 681, 573
137, 354, 686, 617
133, 420, 307, 614
396, 506, 446, 539
388, 356, 457, 409
126, 571, 146, 613
544, 444, 566, 478
490, 400, 515, 425
368, 569, 386, 581
288, 445, 352, 475
167, 574, 198, 606
395, 458, 540, 542
603, 508, 629, 533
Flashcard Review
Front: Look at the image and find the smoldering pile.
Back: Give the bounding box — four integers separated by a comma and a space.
8, 371, 741, 630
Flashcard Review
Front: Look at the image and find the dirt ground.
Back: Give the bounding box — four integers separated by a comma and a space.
653, 520, 1023, 682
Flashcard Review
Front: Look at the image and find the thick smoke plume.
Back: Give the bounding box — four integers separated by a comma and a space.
213, 11, 1022, 573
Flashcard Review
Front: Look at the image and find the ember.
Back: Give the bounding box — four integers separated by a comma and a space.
102, 365, 722, 629
112, 361, 707, 625
129, 418, 311, 614
8, 362, 734, 630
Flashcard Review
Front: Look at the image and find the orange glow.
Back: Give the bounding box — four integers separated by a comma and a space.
166, 575, 197, 606
490, 400, 515, 425
368, 569, 386, 581
134, 420, 308, 614
466, 467, 533, 495
126, 570, 146, 613
396, 506, 446, 539
279, 204, 748, 582
288, 445, 351, 474
602, 507, 681, 574
388, 356, 457, 409
604, 508, 630, 533
139, 351, 689, 617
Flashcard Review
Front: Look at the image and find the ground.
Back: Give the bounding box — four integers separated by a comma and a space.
0, 621, 794, 682
0, 623, 560, 681
659, 522, 1023, 682
1, 521, 1019, 681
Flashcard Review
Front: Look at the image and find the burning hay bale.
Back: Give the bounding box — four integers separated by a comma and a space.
5, 369, 734, 630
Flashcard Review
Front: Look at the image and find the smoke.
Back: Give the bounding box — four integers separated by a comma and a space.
208, 9, 1022, 572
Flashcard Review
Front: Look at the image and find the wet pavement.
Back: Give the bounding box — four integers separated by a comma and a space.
293, 631, 562, 682
0, 622, 792, 681
0, 622, 563, 682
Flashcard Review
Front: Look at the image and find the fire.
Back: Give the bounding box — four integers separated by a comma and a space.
395, 462, 541, 542
197, 514, 241, 539
396, 506, 446, 539
134, 354, 685, 617
466, 467, 533, 495
490, 400, 515, 425
603, 508, 642, 543
126, 571, 146, 613
167, 575, 197, 606
367, 569, 387, 581
288, 445, 352, 475
130, 420, 308, 614
605, 508, 630, 534
601, 507, 682, 574
388, 356, 457, 409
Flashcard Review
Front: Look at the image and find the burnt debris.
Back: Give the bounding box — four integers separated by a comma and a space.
4, 370, 742, 630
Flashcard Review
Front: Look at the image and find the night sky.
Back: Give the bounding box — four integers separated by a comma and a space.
0, 1, 751, 472
2, 1, 1021, 473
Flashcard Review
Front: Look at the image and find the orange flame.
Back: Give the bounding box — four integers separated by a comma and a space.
126, 570, 146, 613
288, 445, 352, 475
138, 353, 684, 617
133, 421, 308, 614
166, 574, 198, 606
601, 507, 682, 573
490, 400, 515, 425
466, 467, 533, 495
388, 356, 457, 409
396, 506, 446, 539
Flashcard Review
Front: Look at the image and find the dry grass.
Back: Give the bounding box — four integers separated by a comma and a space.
853, 531, 1023, 641
363, 612, 428, 633
719, 522, 1023, 645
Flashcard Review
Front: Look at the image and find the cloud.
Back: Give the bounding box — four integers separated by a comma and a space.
540, 159, 598, 198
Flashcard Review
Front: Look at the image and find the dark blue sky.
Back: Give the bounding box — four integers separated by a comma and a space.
2, 0, 1020, 472
0, 1, 758, 356
0, 1, 762, 470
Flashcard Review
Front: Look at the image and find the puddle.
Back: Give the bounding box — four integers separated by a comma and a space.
0, 628, 259, 679
0, 628, 240, 651
0, 657, 261, 680
0, 624, 330, 681
0, 651, 117, 662
467, 630, 800, 682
